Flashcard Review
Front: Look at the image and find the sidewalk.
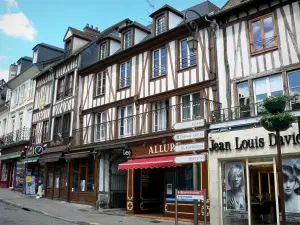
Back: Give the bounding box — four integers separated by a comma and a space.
0, 188, 194, 225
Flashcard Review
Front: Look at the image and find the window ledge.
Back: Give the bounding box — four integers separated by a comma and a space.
177, 64, 197, 73
93, 93, 105, 99
117, 86, 131, 91
150, 74, 167, 81
33, 108, 39, 113
44, 103, 51, 108
250, 46, 278, 57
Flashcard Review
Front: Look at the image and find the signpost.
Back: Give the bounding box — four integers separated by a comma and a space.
174, 143, 205, 152
172, 130, 206, 141
174, 154, 206, 164
173, 119, 205, 130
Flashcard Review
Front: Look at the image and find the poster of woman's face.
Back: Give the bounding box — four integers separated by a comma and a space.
225, 162, 246, 211
282, 158, 300, 213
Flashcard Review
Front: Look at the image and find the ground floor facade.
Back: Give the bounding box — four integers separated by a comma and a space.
209, 123, 300, 225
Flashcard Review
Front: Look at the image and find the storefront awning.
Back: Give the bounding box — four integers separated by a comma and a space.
19, 156, 39, 163
0, 151, 22, 161
38, 152, 63, 163
118, 155, 181, 170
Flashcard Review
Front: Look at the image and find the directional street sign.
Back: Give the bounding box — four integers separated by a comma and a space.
173, 119, 205, 130
176, 190, 204, 201
172, 130, 206, 141
174, 154, 206, 164
174, 142, 205, 152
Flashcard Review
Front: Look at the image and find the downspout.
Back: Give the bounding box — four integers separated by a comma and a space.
48, 67, 55, 138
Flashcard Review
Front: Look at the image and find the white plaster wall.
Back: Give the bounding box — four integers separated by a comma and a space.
72, 37, 89, 52
109, 40, 120, 56
0, 108, 9, 136
134, 28, 148, 45
168, 11, 183, 30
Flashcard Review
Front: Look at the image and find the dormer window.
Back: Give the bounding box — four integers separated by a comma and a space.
99, 42, 107, 60
17, 62, 21, 75
156, 15, 165, 35
33, 50, 38, 63
65, 40, 72, 56
123, 31, 131, 49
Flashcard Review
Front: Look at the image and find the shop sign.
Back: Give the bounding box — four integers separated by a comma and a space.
177, 190, 204, 201
148, 143, 175, 155
33, 145, 46, 156
172, 130, 206, 141
174, 154, 206, 164
224, 210, 248, 219
209, 133, 300, 152
173, 119, 205, 130
174, 143, 205, 152
122, 149, 132, 157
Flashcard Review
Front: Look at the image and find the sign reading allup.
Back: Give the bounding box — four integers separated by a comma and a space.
174, 143, 205, 152
173, 130, 206, 141
173, 119, 205, 130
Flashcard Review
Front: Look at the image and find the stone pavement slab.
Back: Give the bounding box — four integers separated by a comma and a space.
0, 188, 195, 225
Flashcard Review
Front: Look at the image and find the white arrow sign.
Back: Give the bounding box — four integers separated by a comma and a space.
174, 143, 206, 152
174, 154, 206, 164
173, 119, 205, 130
173, 131, 206, 141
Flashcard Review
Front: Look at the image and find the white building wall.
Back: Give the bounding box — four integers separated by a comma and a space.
109, 40, 120, 56
134, 28, 148, 45
168, 11, 183, 30
72, 37, 89, 52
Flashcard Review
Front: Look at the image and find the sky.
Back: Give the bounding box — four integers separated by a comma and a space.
0, 0, 227, 81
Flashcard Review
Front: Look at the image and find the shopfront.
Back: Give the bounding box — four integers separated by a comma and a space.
119, 137, 208, 221
209, 123, 300, 225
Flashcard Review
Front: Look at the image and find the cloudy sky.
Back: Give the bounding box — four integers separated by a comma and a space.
0, 0, 227, 81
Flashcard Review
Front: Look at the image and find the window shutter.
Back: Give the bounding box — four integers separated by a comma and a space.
6, 89, 11, 102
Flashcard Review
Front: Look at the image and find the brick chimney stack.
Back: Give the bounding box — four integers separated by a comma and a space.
83, 23, 100, 36
8, 63, 17, 81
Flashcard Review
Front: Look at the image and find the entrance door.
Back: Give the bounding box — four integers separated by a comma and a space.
9, 163, 15, 189
59, 165, 68, 200
53, 166, 60, 199
247, 158, 279, 225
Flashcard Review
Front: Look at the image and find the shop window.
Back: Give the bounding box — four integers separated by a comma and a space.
1, 162, 7, 181
288, 70, 300, 110
118, 105, 132, 137
72, 159, 79, 192
182, 93, 201, 121
71, 158, 94, 193
48, 170, 53, 188
87, 161, 94, 192
152, 47, 167, 78
249, 13, 277, 54
237, 82, 250, 118
152, 100, 168, 132
180, 38, 196, 69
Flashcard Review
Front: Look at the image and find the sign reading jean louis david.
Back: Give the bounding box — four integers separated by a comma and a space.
209, 124, 300, 155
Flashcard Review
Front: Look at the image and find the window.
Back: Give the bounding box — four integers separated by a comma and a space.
65, 40, 72, 55
65, 74, 73, 97
182, 93, 201, 121
42, 121, 49, 142
32, 124, 37, 143
156, 15, 165, 35
28, 80, 34, 99
95, 112, 106, 141
12, 117, 15, 133
123, 31, 131, 49
237, 82, 251, 118
1, 162, 7, 181
249, 13, 277, 54
153, 47, 167, 78
57, 77, 65, 101
71, 159, 95, 193
6, 89, 11, 102
3, 119, 6, 135
19, 114, 23, 130
120, 61, 131, 88
119, 105, 132, 137
19, 84, 25, 104
33, 50, 38, 63
96, 71, 106, 96
53, 116, 62, 140
288, 70, 300, 110
152, 100, 168, 132
99, 42, 107, 60
62, 113, 71, 138
17, 62, 21, 75
180, 38, 196, 69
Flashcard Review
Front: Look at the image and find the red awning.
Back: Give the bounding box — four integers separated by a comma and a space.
118, 155, 181, 170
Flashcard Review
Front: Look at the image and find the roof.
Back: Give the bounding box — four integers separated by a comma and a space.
17, 56, 32, 63
182, 1, 220, 18
221, 0, 242, 10
118, 21, 151, 33
66, 27, 99, 41
97, 33, 121, 44
150, 4, 183, 18
32, 43, 64, 52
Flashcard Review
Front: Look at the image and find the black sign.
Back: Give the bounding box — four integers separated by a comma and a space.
122, 149, 132, 157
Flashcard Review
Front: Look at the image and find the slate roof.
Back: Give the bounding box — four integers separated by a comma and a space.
32, 43, 64, 52
68, 27, 99, 41
222, 0, 242, 10
182, 1, 220, 17
150, 4, 183, 18
119, 21, 151, 33
20, 56, 33, 62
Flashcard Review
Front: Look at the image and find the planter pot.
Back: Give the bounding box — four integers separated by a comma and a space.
264, 100, 286, 114
261, 119, 276, 132
261, 116, 292, 132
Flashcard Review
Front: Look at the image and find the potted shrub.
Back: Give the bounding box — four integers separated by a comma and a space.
261, 112, 296, 132
262, 95, 287, 114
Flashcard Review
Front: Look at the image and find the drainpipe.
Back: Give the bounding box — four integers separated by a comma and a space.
48, 67, 55, 139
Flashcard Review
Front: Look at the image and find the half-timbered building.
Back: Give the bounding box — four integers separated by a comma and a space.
76, 1, 220, 220
208, 0, 300, 225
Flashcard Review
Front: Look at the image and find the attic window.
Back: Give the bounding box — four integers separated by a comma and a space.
65, 40, 72, 55
33, 50, 38, 63
17, 62, 21, 75
99, 42, 107, 60
156, 15, 165, 35
123, 31, 131, 49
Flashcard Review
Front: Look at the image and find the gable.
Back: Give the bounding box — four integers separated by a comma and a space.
64, 29, 73, 41
222, 0, 241, 10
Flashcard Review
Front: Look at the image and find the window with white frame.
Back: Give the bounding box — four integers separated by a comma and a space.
119, 105, 132, 137
28, 80, 34, 99
180, 38, 196, 69
182, 93, 201, 121
123, 31, 131, 49
19, 84, 25, 104
19, 114, 23, 130
32, 124, 37, 143
288, 70, 300, 110
152, 100, 168, 132
96, 71, 106, 96
42, 120, 49, 142
99, 42, 107, 60
33, 50, 38, 63
156, 15, 165, 35
120, 61, 131, 88
34, 89, 40, 109
17, 62, 21, 75
6, 89, 11, 102
95, 112, 106, 141
12, 117, 15, 133
153, 47, 167, 78
3, 119, 6, 135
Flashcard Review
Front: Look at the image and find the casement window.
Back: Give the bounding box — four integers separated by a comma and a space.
3, 119, 6, 135
152, 100, 168, 132
53, 116, 62, 140
288, 70, 300, 110
119, 105, 133, 137
33, 50, 38, 63
156, 15, 165, 35
249, 13, 277, 54
57, 77, 65, 101
120, 61, 131, 88
153, 47, 167, 78
12, 117, 15, 133
17, 62, 21, 75
62, 113, 71, 138
42, 120, 49, 142
95, 112, 106, 141
182, 93, 201, 121
65, 40, 72, 56
237, 82, 251, 118
180, 38, 196, 69
32, 124, 37, 143
96, 71, 106, 96
28, 80, 34, 99
99, 42, 107, 60
19, 84, 25, 104
123, 31, 131, 49
19, 114, 23, 130
65, 74, 73, 97
6, 89, 11, 102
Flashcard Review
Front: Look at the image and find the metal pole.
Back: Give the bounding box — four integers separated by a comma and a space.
204, 189, 207, 225
175, 189, 178, 225
193, 163, 198, 225
276, 129, 286, 225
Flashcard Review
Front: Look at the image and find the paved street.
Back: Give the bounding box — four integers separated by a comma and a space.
0, 202, 75, 225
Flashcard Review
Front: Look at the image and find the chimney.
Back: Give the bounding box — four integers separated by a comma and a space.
83, 24, 100, 36
8, 63, 17, 81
